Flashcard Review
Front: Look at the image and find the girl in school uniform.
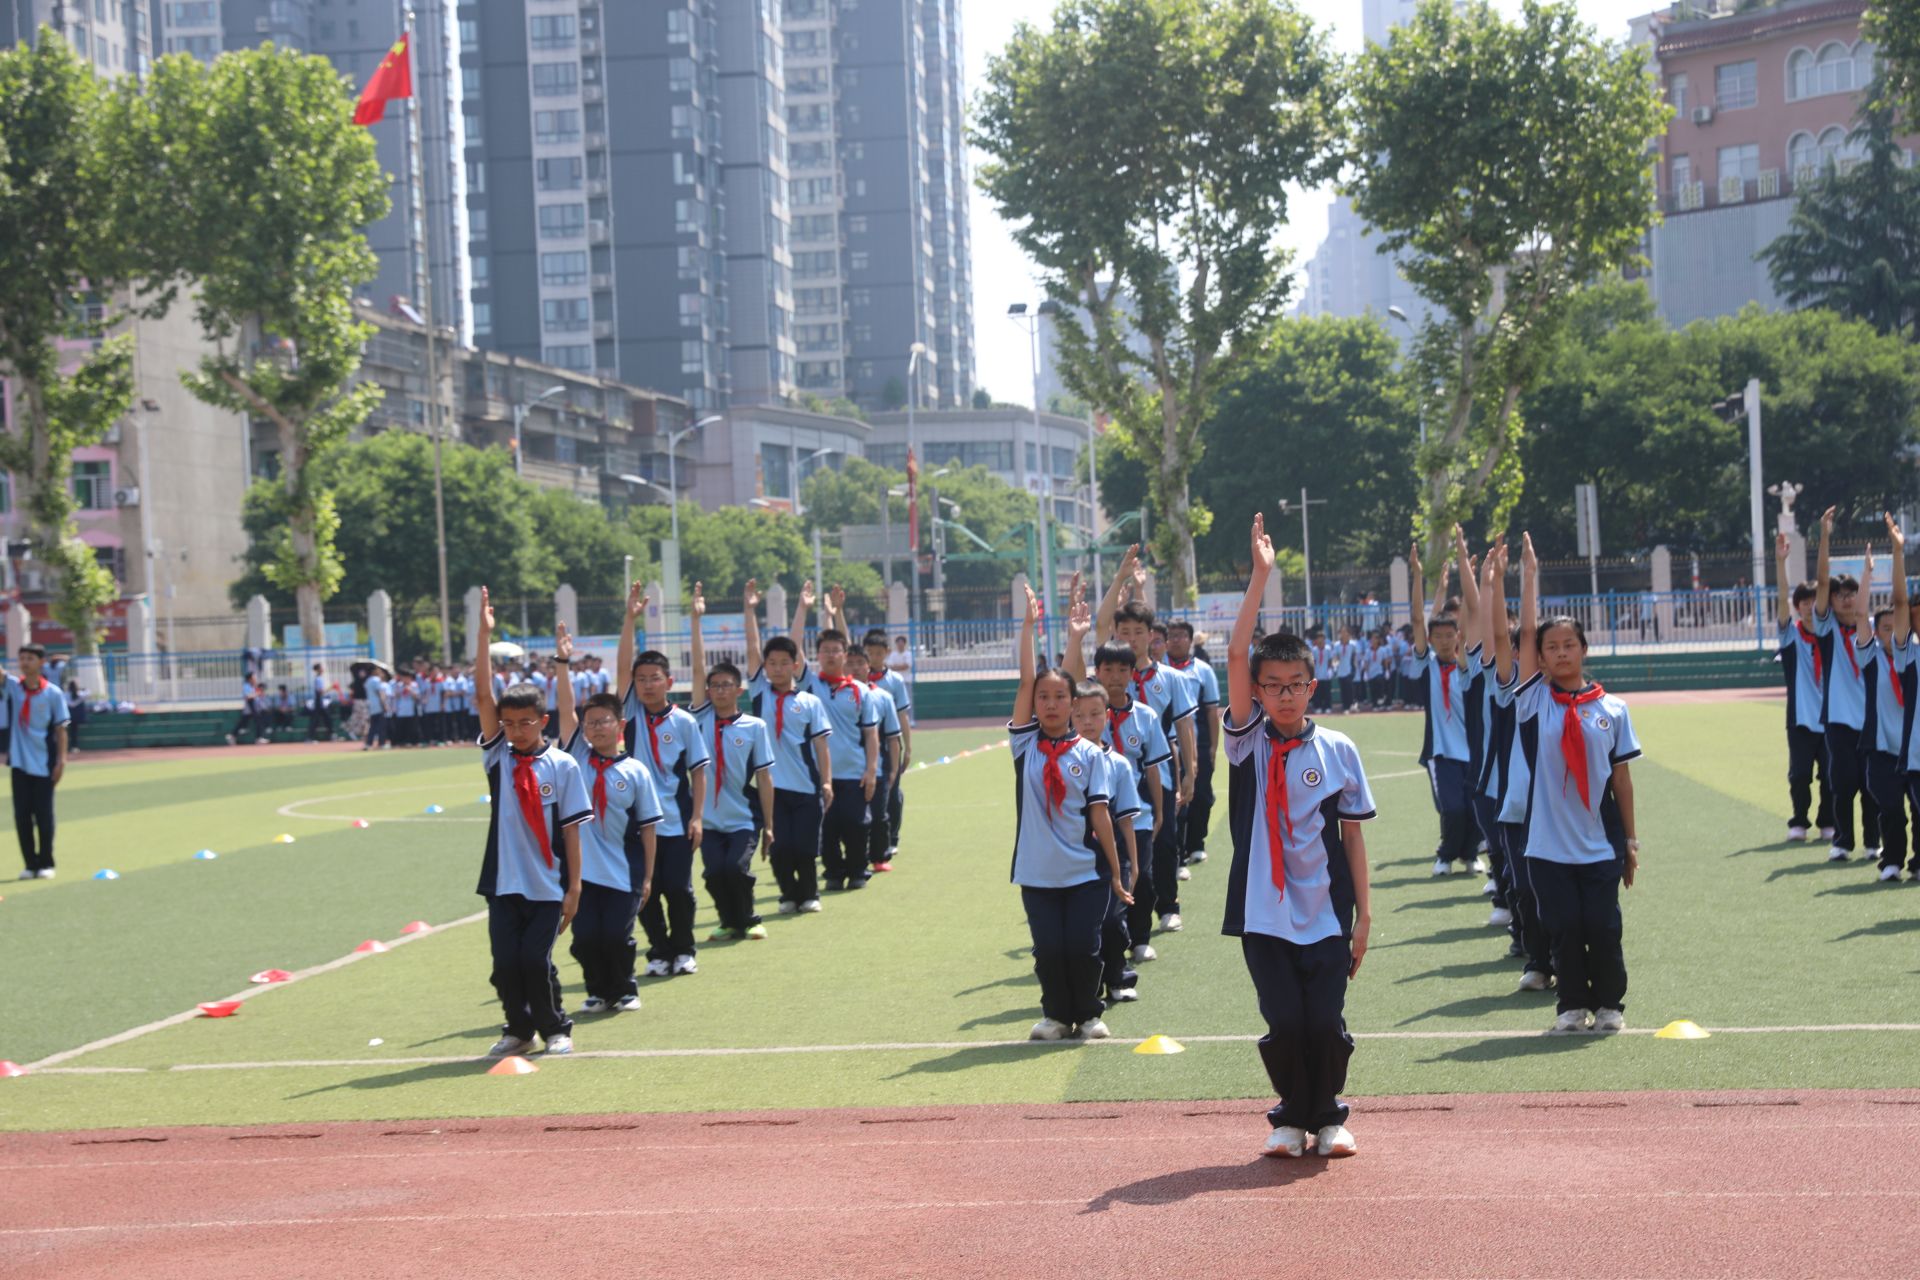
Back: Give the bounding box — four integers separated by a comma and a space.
1008, 580, 1131, 1042
1496, 534, 1643, 1034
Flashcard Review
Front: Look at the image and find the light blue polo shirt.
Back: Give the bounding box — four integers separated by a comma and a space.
1104, 695, 1170, 829
1007, 719, 1112, 889
1311, 642, 1337, 682
800, 667, 879, 781
1812, 609, 1869, 731
393, 682, 417, 717
476, 733, 593, 901
1101, 744, 1143, 831
1223, 712, 1375, 944
563, 732, 663, 893
422, 678, 443, 713
1128, 660, 1197, 774
6, 677, 70, 777
748, 671, 833, 794
1411, 646, 1475, 763
1514, 674, 1641, 865
619, 694, 709, 839
872, 667, 911, 720
1868, 637, 1910, 757
863, 677, 903, 766
692, 704, 775, 833
1492, 674, 1533, 824
1778, 621, 1825, 733
364, 674, 388, 713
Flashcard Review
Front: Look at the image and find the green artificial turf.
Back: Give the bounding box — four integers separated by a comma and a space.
4, 704, 1918, 1132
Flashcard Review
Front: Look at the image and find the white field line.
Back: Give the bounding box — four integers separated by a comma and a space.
27, 1023, 1920, 1077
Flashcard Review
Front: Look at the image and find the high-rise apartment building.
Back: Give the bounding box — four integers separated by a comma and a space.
4, 0, 153, 74
153, 0, 471, 341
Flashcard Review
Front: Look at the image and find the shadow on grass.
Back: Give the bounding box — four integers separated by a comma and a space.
1082, 1158, 1325, 1213
1834, 918, 1920, 942
1396, 994, 1532, 1027
959, 1006, 1044, 1032
1375, 926, 1494, 950
1371, 874, 1460, 892
1814, 880, 1908, 899
1726, 840, 1806, 859
953, 974, 1038, 998
1393, 958, 1515, 985
1392, 897, 1482, 913
1765, 861, 1857, 883
407, 1026, 500, 1049
288, 1059, 487, 1098
1417, 1033, 1606, 1065
884, 1042, 1070, 1079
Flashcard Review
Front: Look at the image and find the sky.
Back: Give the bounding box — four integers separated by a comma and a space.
959, 0, 1657, 407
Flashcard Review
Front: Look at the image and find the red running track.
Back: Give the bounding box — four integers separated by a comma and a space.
3, 1088, 1916, 1278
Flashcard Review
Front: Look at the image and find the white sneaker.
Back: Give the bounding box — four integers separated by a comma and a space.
1827, 845, 1852, 862
1108, 987, 1139, 1003
578, 997, 608, 1015
15, 869, 34, 881
799, 898, 823, 913
1078, 1018, 1111, 1040
1431, 858, 1451, 877
612, 995, 641, 1012
671, 955, 698, 976
1488, 906, 1513, 928
1819, 826, 1836, 840
1481, 878, 1498, 897
777, 900, 799, 914
1879, 863, 1903, 883
1190, 849, 1208, 863
486, 1035, 532, 1057
1552, 1009, 1593, 1033
544, 1034, 573, 1056
1865, 846, 1883, 862
644, 958, 671, 978
1262, 1125, 1309, 1158
1161, 914, 1184, 932
1176, 866, 1192, 881
1593, 1008, 1626, 1033
1786, 825, 1809, 842
1028, 1017, 1070, 1041
1315, 1124, 1357, 1157
1132, 944, 1157, 962
1517, 970, 1551, 992
1471, 854, 1491, 875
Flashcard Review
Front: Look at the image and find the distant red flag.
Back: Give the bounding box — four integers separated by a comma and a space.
906, 447, 920, 550
354, 34, 413, 125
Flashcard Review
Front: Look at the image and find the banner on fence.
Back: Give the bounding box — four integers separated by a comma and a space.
284, 623, 360, 649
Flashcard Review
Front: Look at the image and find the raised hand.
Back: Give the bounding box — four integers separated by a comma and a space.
1820, 505, 1836, 539
1776, 529, 1791, 561
1023, 581, 1041, 626
800, 579, 817, 609
555, 621, 574, 662
691, 581, 707, 618
1068, 591, 1092, 639
1407, 540, 1422, 581
1521, 532, 1537, 576
1251, 513, 1274, 572
480, 586, 495, 630
743, 577, 761, 612
1886, 512, 1905, 552
625, 578, 647, 621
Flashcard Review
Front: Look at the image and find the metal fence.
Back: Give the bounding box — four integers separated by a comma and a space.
89, 644, 372, 708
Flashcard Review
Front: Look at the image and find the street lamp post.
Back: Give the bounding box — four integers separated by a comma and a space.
793, 446, 841, 522
1277, 488, 1328, 614
666, 414, 723, 545
905, 341, 927, 659
511, 384, 568, 478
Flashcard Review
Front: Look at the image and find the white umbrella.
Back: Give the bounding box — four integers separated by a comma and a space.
489, 640, 526, 660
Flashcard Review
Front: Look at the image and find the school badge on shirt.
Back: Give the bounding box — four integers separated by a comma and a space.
615, 779, 628, 791
1069, 764, 1083, 777
540, 783, 553, 797
1301, 768, 1322, 787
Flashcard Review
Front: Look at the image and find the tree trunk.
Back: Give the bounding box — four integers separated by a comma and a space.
277, 419, 326, 650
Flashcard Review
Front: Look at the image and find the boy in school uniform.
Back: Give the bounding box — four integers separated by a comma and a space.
1166, 620, 1221, 866
614, 580, 710, 976
1008, 580, 1131, 1041
803, 585, 880, 892
743, 580, 835, 914
1483, 544, 1554, 990
1498, 534, 1643, 1035
1408, 539, 1483, 877
688, 584, 776, 940
6, 645, 70, 880
362, 665, 392, 751
306, 663, 332, 740
1334, 626, 1362, 715
1775, 532, 1835, 842
1095, 546, 1198, 935
1864, 519, 1912, 884
1308, 630, 1337, 714
864, 628, 913, 863
473, 589, 593, 1057
1225, 517, 1374, 1159
1812, 507, 1882, 862
394, 674, 420, 748
422, 667, 445, 746
554, 623, 663, 1013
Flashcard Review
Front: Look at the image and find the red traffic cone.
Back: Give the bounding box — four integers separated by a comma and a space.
249, 969, 294, 984
399, 920, 430, 935
0, 1060, 28, 1078
353, 939, 389, 954
486, 1055, 538, 1076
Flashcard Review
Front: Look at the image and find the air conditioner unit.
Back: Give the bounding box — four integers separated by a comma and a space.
1691, 106, 1715, 124
101, 423, 121, 444
113, 486, 140, 507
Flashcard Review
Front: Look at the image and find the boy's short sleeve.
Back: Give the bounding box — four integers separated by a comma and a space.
1337, 738, 1377, 820
1141, 714, 1172, 769
1223, 707, 1264, 765
1610, 703, 1643, 765
680, 711, 712, 769
1008, 718, 1038, 764
1408, 649, 1432, 674
879, 697, 901, 736
48, 686, 70, 727
806, 696, 831, 740
553, 754, 594, 828
481, 731, 507, 770
1196, 664, 1220, 707
1490, 670, 1522, 707
1167, 671, 1197, 721
1812, 608, 1835, 636
1511, 672, 1548, 722
751, 721, 775, 773
858, 691, 879, 729
633, 765, 666, 826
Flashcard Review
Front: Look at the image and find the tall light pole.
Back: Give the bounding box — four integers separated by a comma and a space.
905, 340, 927, 655
511, 383, 568, 478
793, 446, 840, 522
666, 414, 723, 545
1277, 488, 1328, 612
1009, 301, 1058, 651
1085, 411, 1103, 589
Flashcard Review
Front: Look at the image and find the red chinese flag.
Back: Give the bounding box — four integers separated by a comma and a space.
906, 447, 920, 550
354, 34, 413, 125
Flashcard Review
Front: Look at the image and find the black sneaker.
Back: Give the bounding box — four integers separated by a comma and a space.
824, 877, 846, 892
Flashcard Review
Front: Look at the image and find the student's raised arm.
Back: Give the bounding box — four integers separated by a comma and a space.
555, 623, 578, 743
1489, 542, 1516, 684
1064, 571, 1091, 682
1408, 542, 1429, 657
1518, 533, 1540, 683
615, 579, 646, 703
1814, 506, 1836, 618
1012, 581, 1041, 725
1453, 525, 1480, 646
742, 578, 762, 669
1888, 514, 1908, 626
1228, 514, 1274, 726
791, 578, 816, 642
475, 587, 501, 740
826, 584, 847, 635
688, 581, 707, 688
1775, 530, 1795, 628
1095, 544, 1140, 642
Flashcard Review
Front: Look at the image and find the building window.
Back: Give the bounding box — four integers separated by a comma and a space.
681, 340, 706, 374
1790, 126, 1865, 179
761, 442, 792, 498
1789, 41, 1867, 101
0, 473, 11, 515
677, 244, 701, 280
532, 62, 579, 97
470, 255, 490, 283
679, 293, 705, 324
459, 17, 478, 51
541, 251, 588, 285
543, 297, 590, 332
1669, 153, 1691, 193
850, 251, 869, 272
537, 156, 584, 190
534, 109, 581, 143
538, 203, 587, 238
464, 111, 482, 145
466, 161, 487, 192
1667, 72, 1688, 116
528, 14, 576, 49
72, 460, 111, 510
674, 199, 703, 233
670, 56, 695, 93
167, 1, 217, 23
1714, 60, 1756, 111
469, 207, 488, 238
543, 344, 593, 371
666, 8, 693, 43
925, 440, 1011, 471
472, 301, 492, 337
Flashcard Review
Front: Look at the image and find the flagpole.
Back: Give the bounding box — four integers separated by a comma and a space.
406, 5, 455, 666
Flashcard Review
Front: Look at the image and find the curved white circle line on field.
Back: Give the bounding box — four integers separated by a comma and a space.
278, 786, 488, 825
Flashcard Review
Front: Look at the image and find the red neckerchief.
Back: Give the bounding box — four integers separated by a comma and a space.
1890, 653, 1906, 709
1439, 662, 1454, 712
17, 677, 44, 728
1131, 666, 1153, 708
1170, 657, 1192, 671
1107, 705, 1129, 754
1797, 622, 1823, 686
1839, 625, 1862, 681
642, 705, 668, 770
589, 752, 616, 819
826, 674, 862, 706
1551, 684, 1608, 810
1035, 734, 1075, 817
773, 688, 793, 739
511, 751, 555, 868
1264, 725, 1307, 902
711, 712, 738, 797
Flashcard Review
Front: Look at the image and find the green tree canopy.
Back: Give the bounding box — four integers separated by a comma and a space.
1866, 0, 1920, 121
